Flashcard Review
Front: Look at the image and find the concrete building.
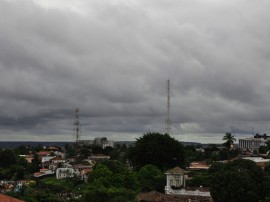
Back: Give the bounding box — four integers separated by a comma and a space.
164, 167, 211, 197
238, 137, 267, 151
89, 154, 110, 161
56, 168, 76, 179
239, 133, 270, 151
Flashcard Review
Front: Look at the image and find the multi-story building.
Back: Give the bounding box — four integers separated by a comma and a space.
238, 134, 270, 151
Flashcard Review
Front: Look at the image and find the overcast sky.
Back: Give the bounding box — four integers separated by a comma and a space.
0, 0, 270, 143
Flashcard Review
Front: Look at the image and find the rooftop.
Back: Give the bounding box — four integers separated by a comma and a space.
137, 191, 213, 202
0, 194, 25, 202
165, 167, 186, 175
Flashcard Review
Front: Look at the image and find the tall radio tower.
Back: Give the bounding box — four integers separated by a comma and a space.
74, 108, 81, 142
165, 79, 172, 134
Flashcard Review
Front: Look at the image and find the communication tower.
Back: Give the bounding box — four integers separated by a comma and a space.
165, 79, 172, 134
74, 108, 81, 142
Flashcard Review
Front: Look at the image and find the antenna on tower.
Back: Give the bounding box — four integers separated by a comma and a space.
165, 79, 172, 134
74, 108, 81, 142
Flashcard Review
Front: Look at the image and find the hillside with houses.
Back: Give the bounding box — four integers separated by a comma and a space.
1, 133, 270, 201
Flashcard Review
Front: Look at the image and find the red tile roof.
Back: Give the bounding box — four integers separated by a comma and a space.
0, 194, 25, 202
37, 151, 51, 156
165, 167, 186, 174
51, 157, 63, 161
137, 191, 213, 202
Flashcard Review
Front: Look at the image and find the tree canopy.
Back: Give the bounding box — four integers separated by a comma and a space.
210, 159, 264, 202
128, 132, 185, 171
137, 164, 165, 192
85, 160, 139, 202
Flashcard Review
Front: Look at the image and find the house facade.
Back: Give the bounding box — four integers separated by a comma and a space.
56, 168, 76, 179
165, 167, 211, 197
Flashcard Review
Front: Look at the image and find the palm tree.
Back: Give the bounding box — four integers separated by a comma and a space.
222, 132, 236, 149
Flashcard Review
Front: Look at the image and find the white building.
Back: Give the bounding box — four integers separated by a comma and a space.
56, 168, 76, 179
164, 167, 211, 197
238, 137, 266, 150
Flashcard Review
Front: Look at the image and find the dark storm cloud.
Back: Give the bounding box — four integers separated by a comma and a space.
0, 0, 270, 142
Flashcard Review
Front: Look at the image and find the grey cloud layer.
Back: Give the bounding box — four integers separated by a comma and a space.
0, 0, 270, 142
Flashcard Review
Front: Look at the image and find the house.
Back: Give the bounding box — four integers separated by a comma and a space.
56, 168, 76, 179
187, 162, 209, 171
54, 151, 66, 159
50, 157, 65, 165
34, 168, 54, 178
76, 164, 93, 171
0, 181, 14, 192
165, 167, 212, 198
46, 146, 59, 151
41, 156, 55, 167
15, 180, 27, 190
165, 167, 187, 192
0, 194, 25, 202
80, 168, 92, 181
66, 157, 76, 163
89, 154, 110, 161
42, 156, 55, 163
19, 155, 33, 163
37, 151, 51, 157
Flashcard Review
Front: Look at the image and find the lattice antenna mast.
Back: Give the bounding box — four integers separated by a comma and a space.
165, 79, 172, 134
74, 108, 81, 142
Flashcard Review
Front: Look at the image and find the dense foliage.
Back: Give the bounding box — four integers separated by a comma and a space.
85, 160, 139, 202
0, 149, 30, 180
137, 164, 165, 192
128, 132, 185, 171
210, 159, 265, 202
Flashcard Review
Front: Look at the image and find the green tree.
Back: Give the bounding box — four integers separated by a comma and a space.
89, 161, 139, 190
0, 149, 17, 168
259, 146, 269, 154
137, 164, 165, 192
222, 132, 236, 149
262, 163, 270, 200
14, 145, 30, 155
186, 171, 212, 187
128, 132, 185, 171
86, 161, 139, 202
210, 159, 264, 202
91, 145, 104, 154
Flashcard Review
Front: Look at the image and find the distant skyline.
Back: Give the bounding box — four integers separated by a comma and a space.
1, 0, 270, 143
